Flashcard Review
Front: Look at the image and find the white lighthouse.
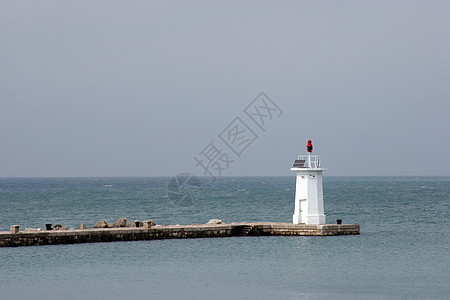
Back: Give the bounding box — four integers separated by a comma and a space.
291, 140, 327, 225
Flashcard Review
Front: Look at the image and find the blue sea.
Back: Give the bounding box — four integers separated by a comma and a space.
0, 176, 449, 299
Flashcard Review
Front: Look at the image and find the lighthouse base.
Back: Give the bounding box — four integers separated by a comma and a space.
293, 214, 326, 225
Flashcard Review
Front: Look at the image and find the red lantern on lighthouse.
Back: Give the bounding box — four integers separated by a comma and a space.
307, 140, 313, 153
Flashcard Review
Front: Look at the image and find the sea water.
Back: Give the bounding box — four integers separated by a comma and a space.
0, 176, 449, 299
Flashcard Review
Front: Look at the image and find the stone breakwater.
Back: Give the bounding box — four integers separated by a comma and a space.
1, 222, 360, 247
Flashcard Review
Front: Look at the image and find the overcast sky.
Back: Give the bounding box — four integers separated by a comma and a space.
1, 1, 449, 177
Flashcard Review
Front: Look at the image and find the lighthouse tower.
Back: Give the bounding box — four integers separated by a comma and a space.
291, 140, 327, 225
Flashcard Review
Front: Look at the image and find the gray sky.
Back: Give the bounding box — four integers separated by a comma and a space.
1, 1, 449, 177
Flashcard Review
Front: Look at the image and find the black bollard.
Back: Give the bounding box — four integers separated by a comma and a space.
45, 224, 53, 230
336, 219, 342, 225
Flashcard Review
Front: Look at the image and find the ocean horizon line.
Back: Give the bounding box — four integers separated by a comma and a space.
1, 175, 449, 179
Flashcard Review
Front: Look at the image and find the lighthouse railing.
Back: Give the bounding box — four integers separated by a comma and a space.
297, 155, 320, 168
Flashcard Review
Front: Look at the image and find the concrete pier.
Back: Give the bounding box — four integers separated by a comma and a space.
0, 222, 359, 247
